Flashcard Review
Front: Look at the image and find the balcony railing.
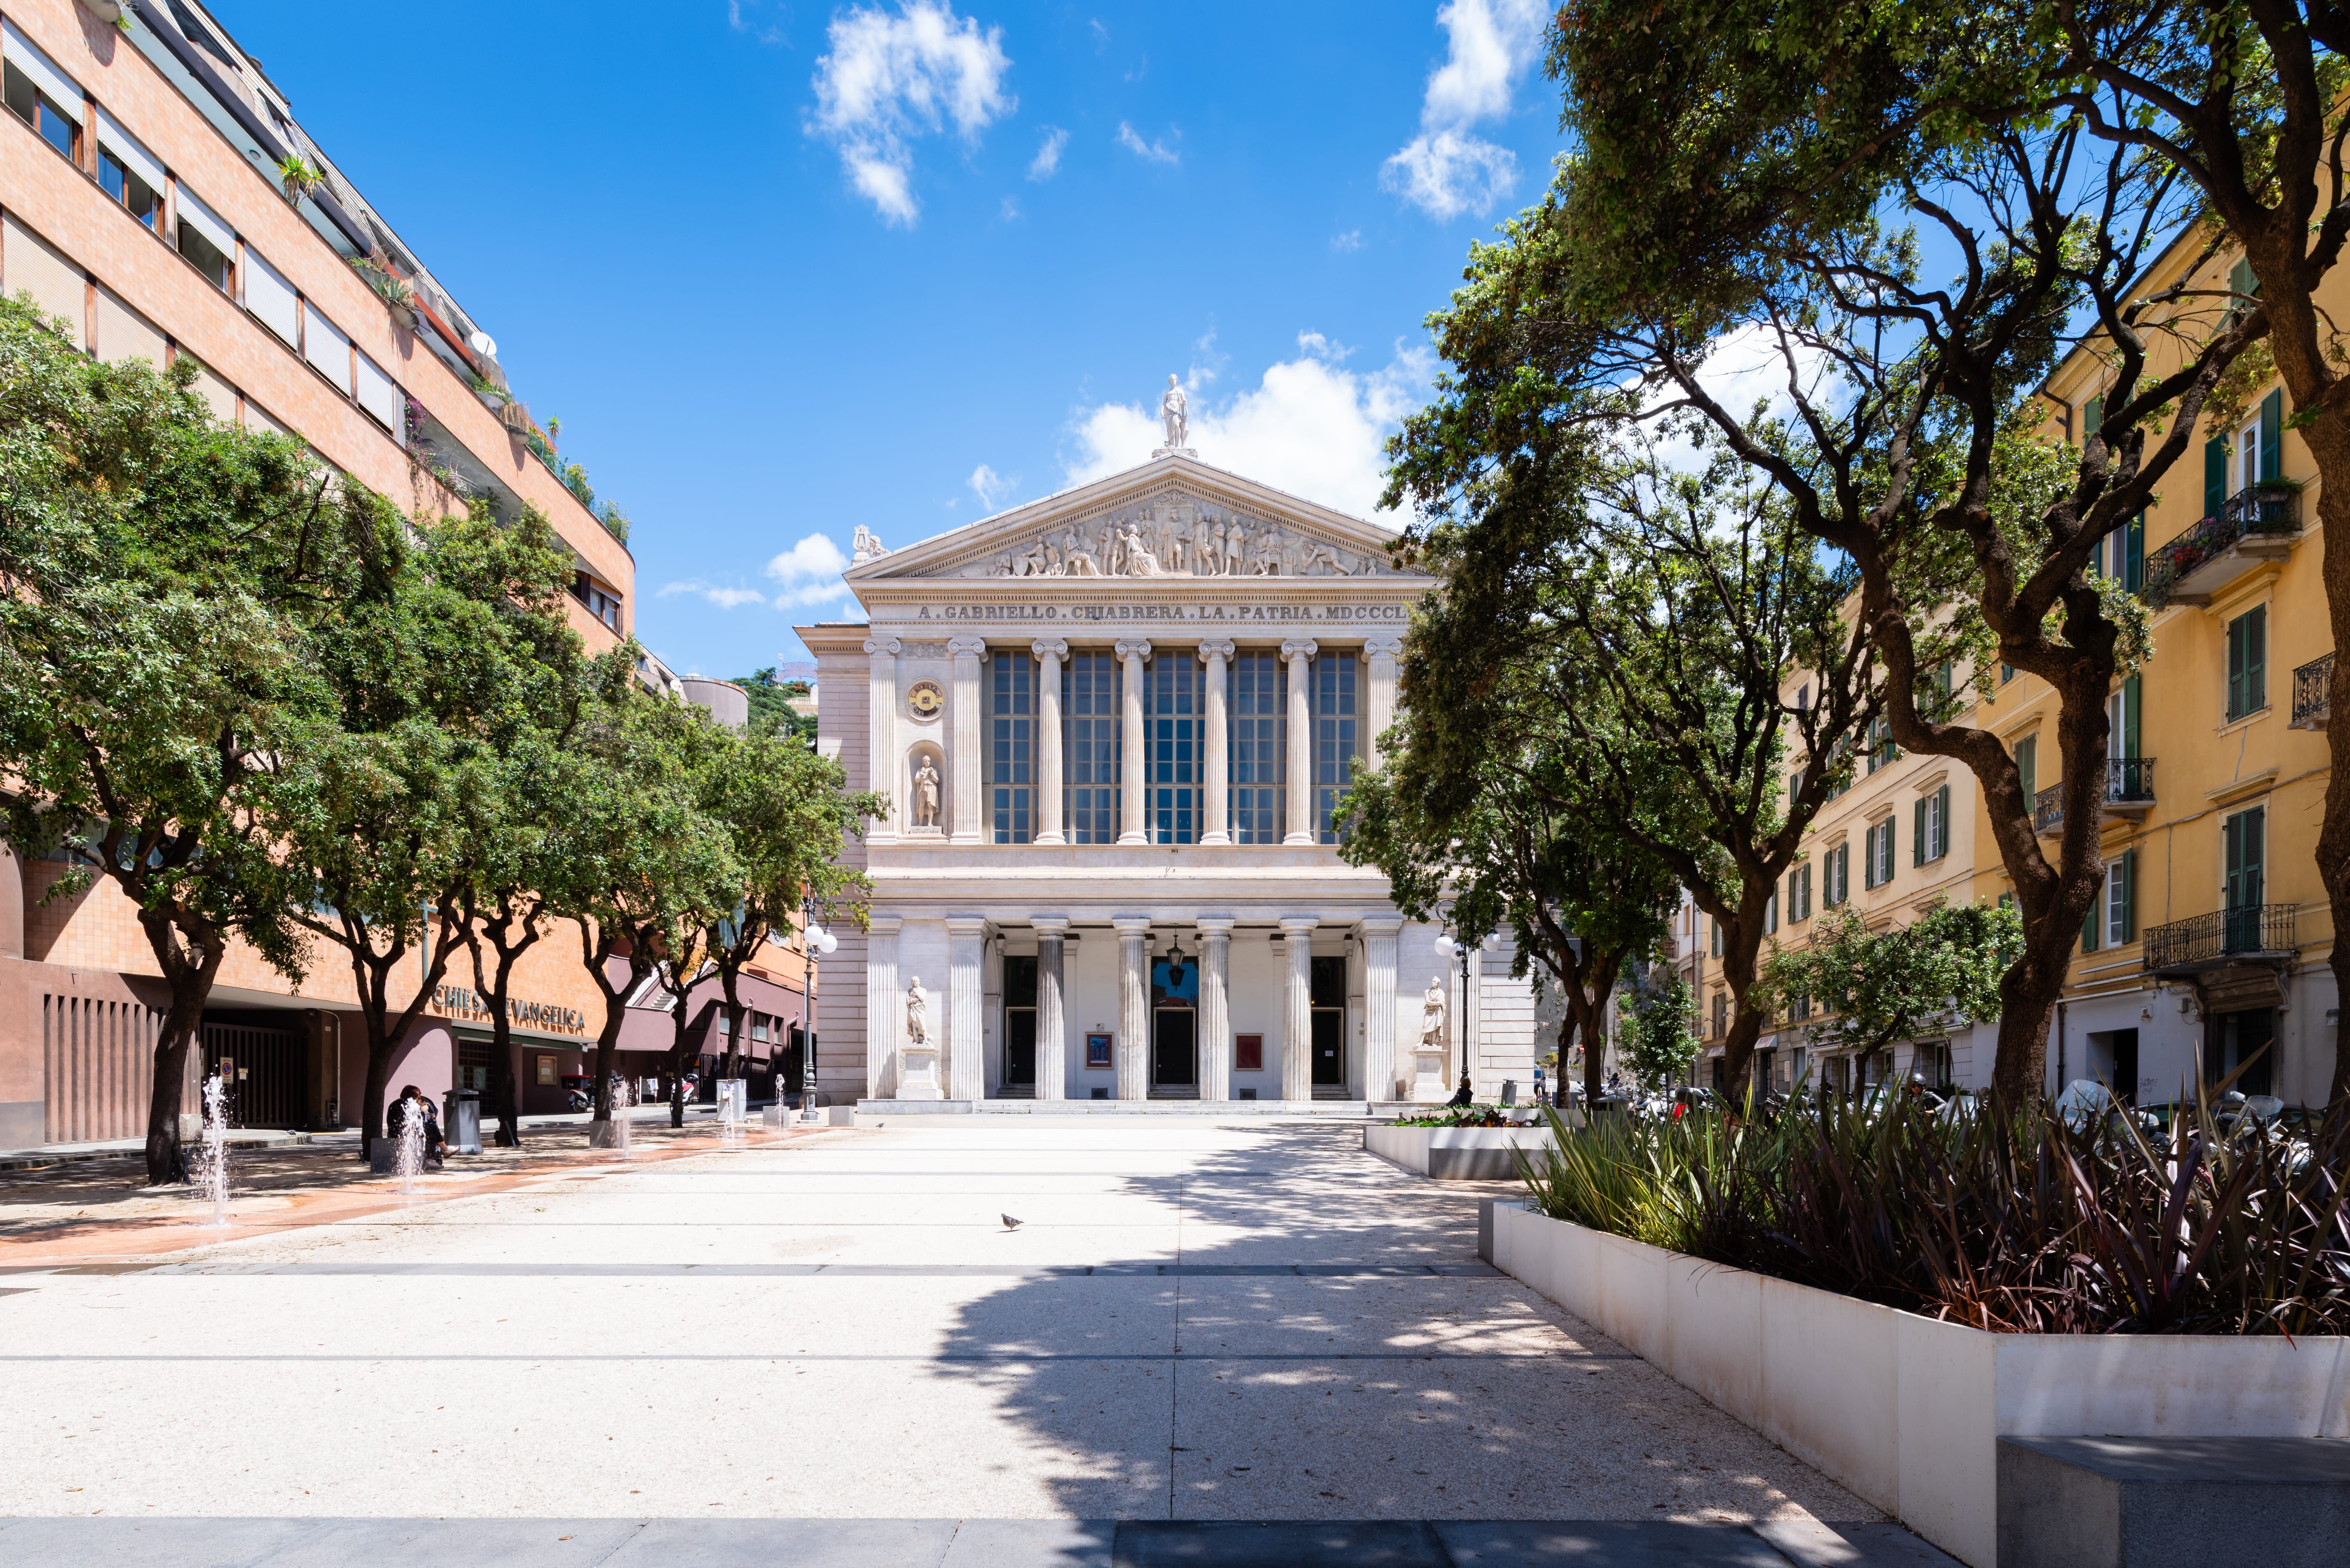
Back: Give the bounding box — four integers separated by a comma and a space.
2143, 903, 2298, 973
2293, 652, 2333, 731
2032, 758, 2157, 835
2142, 482, 2302, 609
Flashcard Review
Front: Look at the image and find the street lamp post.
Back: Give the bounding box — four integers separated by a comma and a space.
1431, 919, 1502, 1102
797, 901, 838, 1120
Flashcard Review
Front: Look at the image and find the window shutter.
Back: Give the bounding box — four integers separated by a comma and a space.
2259, 389, 2282, 483
243, 249, 299, 346
2119, 849, 2135, 944
1913, 799, 1927, 866
2227, 615, 2247, 719
2017, 736, 2036, 803
2, 20, 85, 124
2124, 513, 2144, 592
2231, 256, 2260, 304
2082, 888, 2099, 953
174, 184, 236, 256
1790, 769, 1802, 803
2205, 437, 2228, 517
2083, 394, 2103, 441
2247, 606, 2266, 713
2121, 676, 2141, 759
1935, 785, 1951, 859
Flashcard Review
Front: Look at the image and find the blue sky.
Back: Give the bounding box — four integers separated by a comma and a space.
221, 0, 1567, 676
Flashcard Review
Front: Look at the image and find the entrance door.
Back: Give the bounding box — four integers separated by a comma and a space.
1310, 955, 1347, 1090
1152, 1008, 1197, 1088
200, 1020, 302, 1129
1003, 956, 1038, 1094
2208, 1008, 2275, 1098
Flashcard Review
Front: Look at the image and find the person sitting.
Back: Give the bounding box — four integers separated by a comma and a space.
386, 1085, 447, 1170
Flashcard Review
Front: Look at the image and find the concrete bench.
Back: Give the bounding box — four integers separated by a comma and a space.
1997, 1434, 2350, 1568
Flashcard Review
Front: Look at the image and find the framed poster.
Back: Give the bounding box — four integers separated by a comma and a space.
1235, 1034, 1263, 1073
536, 1054, 558, 1086
1084, 1032, 1114, 1069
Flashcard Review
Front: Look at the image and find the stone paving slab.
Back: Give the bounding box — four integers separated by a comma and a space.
0, 1518, 1959, 1567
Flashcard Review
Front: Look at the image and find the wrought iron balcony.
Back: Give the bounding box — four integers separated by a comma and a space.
2144, 903, 2299, 975
2292, 652, 2333, 731
2142, 482, 2302, 609
2032, 758, 2157, 836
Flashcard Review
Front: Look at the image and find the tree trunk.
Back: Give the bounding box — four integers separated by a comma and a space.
131, 909, 225, 1186
2297, 404, 2350, 1104
357, 996, 395, 1162
489, 1010, 522, 1149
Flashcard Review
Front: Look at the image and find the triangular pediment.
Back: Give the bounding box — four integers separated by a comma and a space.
844, 455, 1425, 585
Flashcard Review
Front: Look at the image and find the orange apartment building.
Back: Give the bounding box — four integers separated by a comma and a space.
0, 0, 812, 1147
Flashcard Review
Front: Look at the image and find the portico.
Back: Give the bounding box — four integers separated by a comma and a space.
802, 439, 1537, 1110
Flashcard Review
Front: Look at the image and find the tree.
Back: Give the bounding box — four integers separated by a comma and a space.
1617, 960, 1700, 1092
1399, 1, 2253, 1102
0, 297, 331, 1183
1386, 419, 1885, 1096
1765, 902, 2024, 1073
1344, 708, 1680, 1111
737, 667, 817, 748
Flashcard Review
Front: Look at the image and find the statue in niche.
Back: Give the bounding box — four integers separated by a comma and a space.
1420, 977, 1449, 1048
912, 757, 941, 828
906, 978, 930, 1046
1159, 374, 1189, 451
1062, 529, 1102, 576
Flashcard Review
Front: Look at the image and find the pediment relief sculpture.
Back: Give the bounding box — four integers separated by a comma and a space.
974, 493, 1395, 581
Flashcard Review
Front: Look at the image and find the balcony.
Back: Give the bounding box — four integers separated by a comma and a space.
2292, 653, 2333, 731
2032, 758, 2157, 836
2142, 482, 2302, 609
2144, 904, 2298, 976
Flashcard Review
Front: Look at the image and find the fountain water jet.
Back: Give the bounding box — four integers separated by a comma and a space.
392, 1097, 428, 1195
194, 1072, 231, 1226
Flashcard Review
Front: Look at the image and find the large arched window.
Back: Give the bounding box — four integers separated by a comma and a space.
1228, 651, 1284, 843
1145, 654, 1200, 844
1310, 653, 1358, 845
1063, 652, 1121, 844
986, 651, 1034, 843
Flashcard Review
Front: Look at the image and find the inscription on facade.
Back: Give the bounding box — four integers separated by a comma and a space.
914, 602, 1411, 623
431, 984, 589, 1034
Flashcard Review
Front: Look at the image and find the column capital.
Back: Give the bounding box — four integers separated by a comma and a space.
864, 636, 902, 658
1198, 638, 1236, 663
1114, 638, 1153, 663
1363, 635, 1405, 660
1278, 916, 1321, 935
1358, 914, 1406, 934
946, 636, 988, 660
1194, 916, 1236, 934
944, 914, 989, 937
868, 914, 903, 935
1112, 914, 1154, 935
1030, 916, 1071, 936
1280, 638, 1318, 663
1031, 638, 1069, 662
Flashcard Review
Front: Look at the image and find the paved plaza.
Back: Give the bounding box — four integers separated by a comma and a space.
0, 1119, 1952, 1565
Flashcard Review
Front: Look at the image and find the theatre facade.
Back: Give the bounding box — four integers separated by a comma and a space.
800, 447, 1538, 1109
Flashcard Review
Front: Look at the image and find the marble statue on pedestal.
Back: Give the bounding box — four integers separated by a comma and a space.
912, 759, 941, 828
1413, 975, 1452, 1104
899, 977, 942, 1099
1158, 374, 1189, 454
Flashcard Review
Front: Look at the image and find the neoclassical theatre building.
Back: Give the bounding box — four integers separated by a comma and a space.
799, 439, 1538, 1109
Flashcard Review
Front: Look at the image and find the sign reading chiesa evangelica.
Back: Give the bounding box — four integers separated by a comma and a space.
799, 388, 1537, 1111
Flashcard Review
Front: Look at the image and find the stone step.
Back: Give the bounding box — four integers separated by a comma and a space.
1997, 1435, 2350, 1568
854, 1098, 1385, 1117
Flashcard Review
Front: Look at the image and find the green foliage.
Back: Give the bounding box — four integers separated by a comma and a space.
737, 668, 819, 748
1519, 1091, 2350, 1335
1765, 901, 2022, 1061
1617, 962, 1698, 1090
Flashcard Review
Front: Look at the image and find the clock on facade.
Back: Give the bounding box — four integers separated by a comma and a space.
906, 680, 945, 722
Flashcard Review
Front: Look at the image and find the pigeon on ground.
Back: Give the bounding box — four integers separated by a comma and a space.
1001, 1214, 1023, 1231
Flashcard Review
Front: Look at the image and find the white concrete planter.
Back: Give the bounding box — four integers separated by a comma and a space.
1489, 1203, 2350, 1568
1365, 1122, 1552, 1179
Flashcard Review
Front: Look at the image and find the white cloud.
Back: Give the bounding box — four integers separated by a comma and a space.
1330, 229, 1364, 252
1000, 195, 1022, 221
765, 532, 854, 607
1027, 125, 1068, 180
1116, 121, 1179, 165
968, 463, 1018, 509
1062, 342, 1434, 520
806, 2, 1015, 226
1383, 0, 1546, 219
657, 580, 774, 610
1295, 330, 1354, 362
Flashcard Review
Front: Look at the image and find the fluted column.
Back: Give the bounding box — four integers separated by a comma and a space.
1281, 639, 1318, 844
863, 915, 901, 1099
1032, 639, 1068, 845
1200, 639, 1234, 845
1361, 916, 1401, 1104
1365, 636, 1403, 769
864, 637, 901, 842
948, 636, 986, 844
1033, 917, 1068, 1100
1197, 917, 1234, 1100
1116, 639, 1151, 844
946, 916, 986, 1101
1114, 916, 1151, 1099
1281, 916, 1317, 1102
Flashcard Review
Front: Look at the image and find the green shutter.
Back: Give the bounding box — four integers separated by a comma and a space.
2119, 849, 2135, 944
2232, 256, 2260, 303
2228, 613, 2248, 720
2121, 675, 2141, 758
2248, 605, 2266, 713
2017, 736, 2036, 803
2124, 513, 2144, 592
2082, 885, 2100, 952
1884, 815, 1895, 880
2260, 389, 2282, 482
2206, 437, 2228, 517
2084, 394, 2103, 441
1936, 784, 1951, 859
1913, 799, 1926, 866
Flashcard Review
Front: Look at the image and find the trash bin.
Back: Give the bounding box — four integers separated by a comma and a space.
444, 1088, 482, 1155
1499, 1078, 1517, 1106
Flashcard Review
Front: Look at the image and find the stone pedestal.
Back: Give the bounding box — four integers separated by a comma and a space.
898, 1045, 944, 1100
1410, 1045, 1450, 1104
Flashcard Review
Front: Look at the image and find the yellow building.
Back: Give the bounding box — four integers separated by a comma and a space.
1975, 240, 2336, 1107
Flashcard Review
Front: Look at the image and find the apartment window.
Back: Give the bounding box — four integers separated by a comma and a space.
1310, 653, 1358, 844
1788, 863, 1812, 923
1913, 784, 1951, 865
2224, 804, 2266, 920
174, 187, 235, 292
1823, 843, 1850, 908
1712, 991, 1729, 1038
2081, 392, 2103, 443
2226, 605, 2267, 722
97, 148, 163, 232
3, 51, 80, 163
1709, 917, 1723, 958
1863, 817, 1895, 889
1064, 652, 1122, 844
2103, 849, 2136, 948
987, 651, 1034, 844
1866, 716, 1897, 773
1763, 892, 1777, 936
1145, 654, 1200, 844
1789, 768, 1802, 803
2015, 734, 2038, 803
1228, 651, 1284, 843
572, 573, 620, 631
